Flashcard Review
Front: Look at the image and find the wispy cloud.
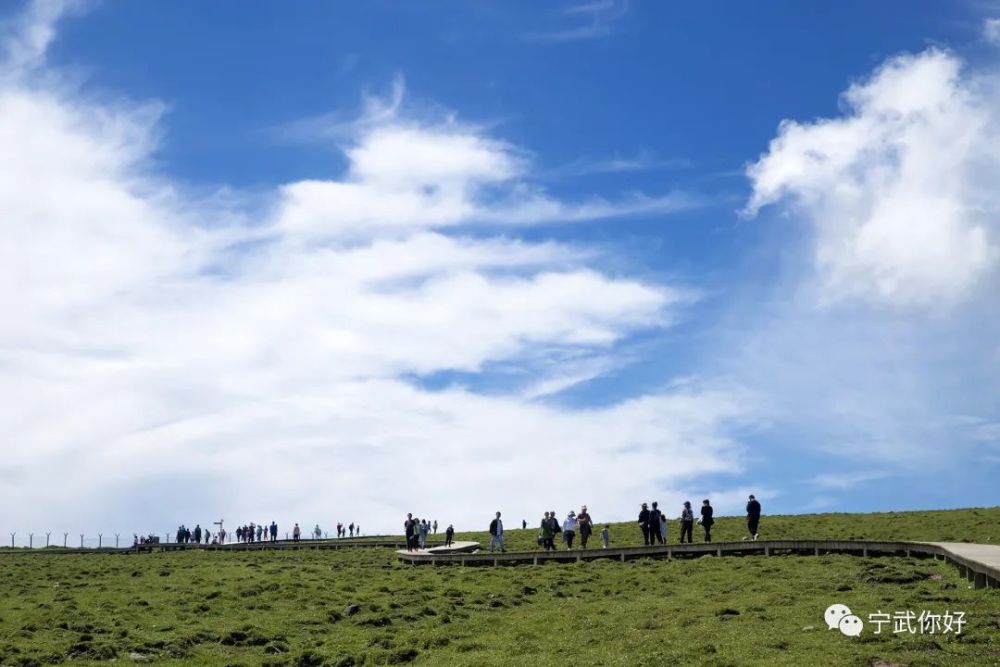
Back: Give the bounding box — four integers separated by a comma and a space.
542, 150, 692, 179
807, 470, 891, 491
984, 17, 1000, 45
524, 0, 628, 43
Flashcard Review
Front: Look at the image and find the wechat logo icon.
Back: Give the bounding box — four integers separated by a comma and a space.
825, 603, 864, 637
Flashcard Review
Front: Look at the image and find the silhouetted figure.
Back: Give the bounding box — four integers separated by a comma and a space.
404, 513, 416, 552
700, 499, 714, 542
193, 525, 202, 544
680, 501, 694, 544
433, 520, 438, 534
489, 511, 505, 553
649, 502, 664, 545
292, 523, 301, 542
577, 506, 593, 548
539, 511, 556, 551
445, 524, 454, 547
745, 495, 761, 541
638, 503, 651, 545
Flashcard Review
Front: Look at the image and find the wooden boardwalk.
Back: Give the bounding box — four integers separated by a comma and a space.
396, 539, 1000, 589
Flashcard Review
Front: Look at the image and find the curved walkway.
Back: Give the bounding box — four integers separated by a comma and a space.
396, 539, 1000, 589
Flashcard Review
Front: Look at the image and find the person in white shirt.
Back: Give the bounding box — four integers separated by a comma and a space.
562, 511, 578, 549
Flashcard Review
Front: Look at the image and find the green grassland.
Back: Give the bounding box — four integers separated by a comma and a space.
0, 508, 997, 667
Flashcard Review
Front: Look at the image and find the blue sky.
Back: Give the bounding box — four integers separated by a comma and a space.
1, 0, 998, 539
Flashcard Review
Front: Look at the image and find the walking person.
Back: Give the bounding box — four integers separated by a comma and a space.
292, 523, 301, 542
270, 522, 277, 542
404, 513, 417, 552
539, 512, 554, 551
745, 494, 761, 541
419, 520, 429, 549
433, 520, 438, 535
445, 524, 454, 547
577, 505, 593, 548
649, 502, 664, 545
547, 510, 559, 550
659, 512, 668, 544
680, 501, 694, 544
601, 525, 610, 549
638, 503, 651, 546
700, 499, 714, 542
256, 524, 263, 542
489, 511, 505, 553
562, 511, 578, 549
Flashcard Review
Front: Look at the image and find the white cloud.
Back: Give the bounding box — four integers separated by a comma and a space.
807, 470, 890, 491
524, 0, 628, 43
746, 49, 999, 308
985, 18, 1000, 45
0, 1, 750, 536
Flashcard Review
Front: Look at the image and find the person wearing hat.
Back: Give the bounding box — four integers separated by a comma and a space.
679, 501, 694, 544
746, 494, 761, 541
562, 510, 578, 549
577, 505, 593, 548
638, 502, 651, 546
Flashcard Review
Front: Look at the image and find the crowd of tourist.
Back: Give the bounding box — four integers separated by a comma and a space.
400, 495, 761, 555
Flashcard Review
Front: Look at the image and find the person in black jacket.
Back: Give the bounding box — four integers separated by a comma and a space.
700, 499, 714, 542
649, 502, 664, 545
404, 513, 416, 552
445, 524, 454, 547
638, 503, 651, 546
746, 495, 761, 541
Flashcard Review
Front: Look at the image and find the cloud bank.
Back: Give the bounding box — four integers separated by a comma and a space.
0, 2, 752, 537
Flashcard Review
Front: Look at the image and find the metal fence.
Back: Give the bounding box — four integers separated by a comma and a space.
2, 529, 365, 550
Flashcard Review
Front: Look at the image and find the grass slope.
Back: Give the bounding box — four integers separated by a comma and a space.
0, 508, 997, 666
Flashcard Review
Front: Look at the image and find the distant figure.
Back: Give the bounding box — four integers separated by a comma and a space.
548, 509, 559, 549
649, 502, 664, 545
419, 520, 429, 549
235, 526, 243, 543
256, 524, 263, 542
356, 525, 360, 536
292, 523, 301, 542
601, 525, 610, 549
445, 524, 454, 547
489, 511, 505, 553
433, 520, 438, 534
522, 519, 527, 530
193, 524, 202, 544
638, 503, 651, 546
405, 514, 417, 551
270, 521, 277, 542
680, 501, 694, 544
700, 499, 714, 542
659, 512, 668, 544
249, 523, 256, 543
537, 512, 552, 551
577, 505, 593, 549
562, 511, 578, 549
314, 524, 322, 540
349, 523, 355, 538
746, 495, 761, 541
